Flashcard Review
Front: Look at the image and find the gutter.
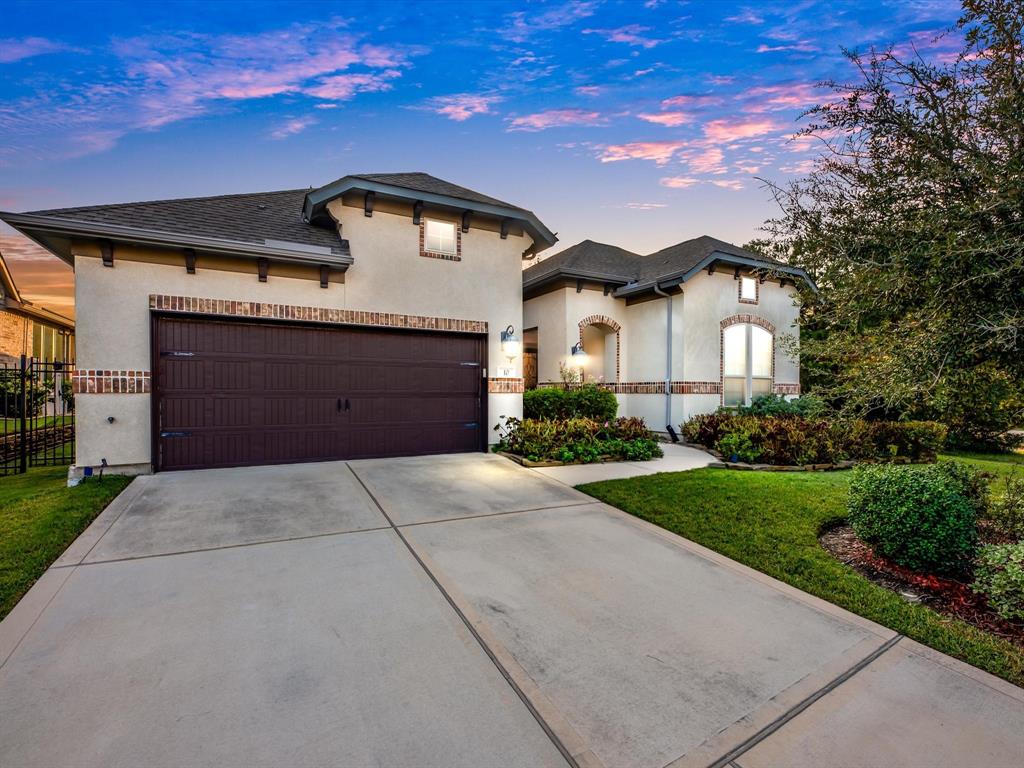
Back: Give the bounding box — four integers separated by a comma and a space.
0, 212, 354, 270
614, 251, 818, 298
652, 283, 674, 432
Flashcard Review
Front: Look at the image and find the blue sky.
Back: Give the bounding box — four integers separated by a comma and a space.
0, 0, 964, 313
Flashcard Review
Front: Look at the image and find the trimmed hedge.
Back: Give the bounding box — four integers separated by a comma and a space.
847, 463, 978, 576
680, 412, 946, 465
494, 416, 662, 464
523, 384, 618, 422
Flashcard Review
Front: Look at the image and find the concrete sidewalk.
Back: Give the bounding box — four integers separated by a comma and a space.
2, 453, 1023, 768
529, 441, 714, 485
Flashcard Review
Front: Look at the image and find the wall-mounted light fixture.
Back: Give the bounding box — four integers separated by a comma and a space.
500, 325, 521, 358
570, 341, 587, 365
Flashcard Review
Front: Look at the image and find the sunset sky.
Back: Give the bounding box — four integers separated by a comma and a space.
0, 0, 965, 317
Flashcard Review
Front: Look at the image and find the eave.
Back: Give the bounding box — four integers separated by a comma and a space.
613, 251, 818, 298
0, 212, 354, 271
304, 176, 558, 259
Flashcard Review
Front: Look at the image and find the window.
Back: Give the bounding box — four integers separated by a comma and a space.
739, 276, 757, 302
424, 219, 457, 256
723, 323, 772, 406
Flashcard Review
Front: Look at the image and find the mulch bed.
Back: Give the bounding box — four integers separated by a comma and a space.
819, 522, 1024, 646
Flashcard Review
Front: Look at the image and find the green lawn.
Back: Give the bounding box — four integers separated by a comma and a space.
578, 452, 1024, 688
0, 466, 131, 620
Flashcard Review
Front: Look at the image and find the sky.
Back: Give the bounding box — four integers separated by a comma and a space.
0, 0, 965, 317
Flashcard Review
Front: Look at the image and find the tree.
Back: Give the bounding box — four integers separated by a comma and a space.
761, 0, 1024, 448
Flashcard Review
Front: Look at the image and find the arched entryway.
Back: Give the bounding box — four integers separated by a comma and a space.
578, 315, 621, 384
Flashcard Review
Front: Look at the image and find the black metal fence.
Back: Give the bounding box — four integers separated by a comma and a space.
1, 356, 75, 476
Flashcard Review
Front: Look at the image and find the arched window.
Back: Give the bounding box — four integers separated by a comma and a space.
723, 323, 772, 406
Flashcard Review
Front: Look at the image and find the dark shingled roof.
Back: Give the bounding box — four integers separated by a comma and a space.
523, 235, 788, 290
27, 189, 346, 255
348, 172, 528, 212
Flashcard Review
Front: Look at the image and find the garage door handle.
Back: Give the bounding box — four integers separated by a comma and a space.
345, 398, 350, 411
337, 398, 350, 412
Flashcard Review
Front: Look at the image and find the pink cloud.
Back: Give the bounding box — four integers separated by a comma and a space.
659, 176, 700, 188
741, 83, 822, 112
0, 37, 71, 63
725, 10, 765, 25
1, 22, 421, 158
575, 85, 603, 96
637, 111, 692, 127
600, 140, 687, 165
584, 24, 664, 48
710, 179, 745, 191
508, 108, 606, 132
500, 1, 598, 43
270, 116, 316, 139
756, 42, 818, 54
703, 118, 781, 142
661, 94, 722, 109
421, 93, 501, 121
305, 70, 401, 99
684, 147, 726, 174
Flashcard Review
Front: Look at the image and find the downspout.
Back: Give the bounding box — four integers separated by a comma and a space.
653, 284, 673, 432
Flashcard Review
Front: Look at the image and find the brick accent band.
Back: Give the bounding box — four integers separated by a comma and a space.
488, 377, 525, 393
773, 382, 801, 395
72, 369, 151, 394
538, 381, 722, 395
150, 295, 488, 335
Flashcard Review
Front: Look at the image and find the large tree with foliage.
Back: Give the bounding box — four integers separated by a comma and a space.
761, 0, 1023, 447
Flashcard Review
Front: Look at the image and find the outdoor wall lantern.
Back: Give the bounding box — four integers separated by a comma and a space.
500, 325, 521, 358
570, 341, 587, 364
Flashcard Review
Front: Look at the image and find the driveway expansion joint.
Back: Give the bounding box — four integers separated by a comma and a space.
345, 462, 583, 768
705, 633, 904, 768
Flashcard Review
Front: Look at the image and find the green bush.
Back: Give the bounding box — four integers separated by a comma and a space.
680, 412, 946, 466
985, 475, 1024, 539
741, 393, 829, 419
847, 464, 978, 576
523, 384, 618, 421
494, 415, 661, 463
0, 374, 49, 418
973, 543, 1024, 621
717, 430, 761, 464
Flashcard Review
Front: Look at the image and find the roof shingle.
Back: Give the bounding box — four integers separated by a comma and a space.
28, 189, 346, 255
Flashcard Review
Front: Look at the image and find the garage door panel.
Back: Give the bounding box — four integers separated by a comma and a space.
156, 317, 484, 470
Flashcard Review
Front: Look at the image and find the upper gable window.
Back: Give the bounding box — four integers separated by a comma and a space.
739, 275, 758, 303
424, 219, 457, 256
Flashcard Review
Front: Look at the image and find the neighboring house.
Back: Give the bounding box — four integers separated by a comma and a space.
1, 173, 556, 476
522, 236, 815, 431
0, 250, 75, 366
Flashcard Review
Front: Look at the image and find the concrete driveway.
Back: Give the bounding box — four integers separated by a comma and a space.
2, 454, 1023, 768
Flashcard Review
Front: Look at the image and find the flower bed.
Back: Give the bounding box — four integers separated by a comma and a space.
493, 416, 663, 465
681, 411, 946, 466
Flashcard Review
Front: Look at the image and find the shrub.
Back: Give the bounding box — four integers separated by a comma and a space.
494, 415, 661, 463
741, 393, 829, 419
847, 464, 978, 576
717, 428, 761, 464
972, 543, 1024, 621
680, 412, 946, 466
523, 384, 618, 421
985, 475, 1024, 539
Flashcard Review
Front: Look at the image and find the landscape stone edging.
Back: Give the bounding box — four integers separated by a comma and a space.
497, 451, 641, 469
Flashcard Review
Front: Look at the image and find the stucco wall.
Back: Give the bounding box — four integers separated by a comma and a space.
523, 268, 801, 429
73, 204, 530, 471
681, 270, 800, 385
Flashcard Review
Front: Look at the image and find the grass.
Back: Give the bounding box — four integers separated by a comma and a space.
0, 466, 131, 620
578, 451, 1024, 687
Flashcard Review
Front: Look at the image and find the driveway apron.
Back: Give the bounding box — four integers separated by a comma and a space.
2, 453, 1023, 768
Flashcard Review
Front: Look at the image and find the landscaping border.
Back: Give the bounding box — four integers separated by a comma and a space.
681, 441, 935, 472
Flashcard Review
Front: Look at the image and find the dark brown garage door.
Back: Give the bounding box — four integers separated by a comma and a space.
154, 316, 485, 471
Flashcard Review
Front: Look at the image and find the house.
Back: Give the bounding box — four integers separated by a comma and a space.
522, 236, 815, 431
0, 173, 556, 477
0, 250, 75, 366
